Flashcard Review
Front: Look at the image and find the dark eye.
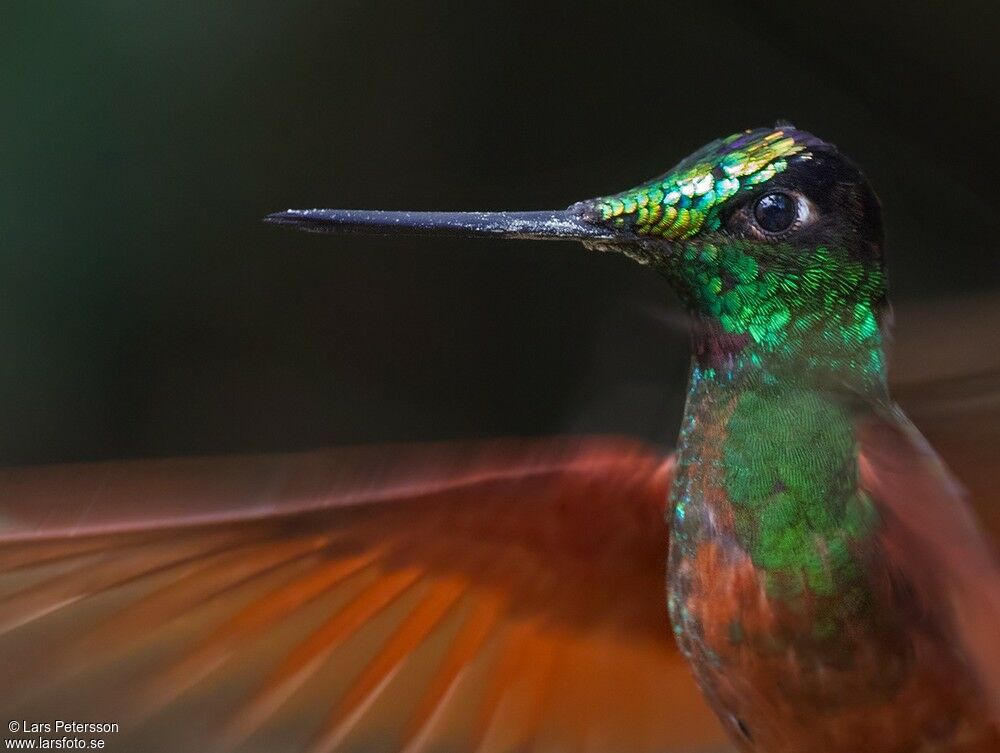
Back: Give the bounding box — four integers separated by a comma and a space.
752, 192, 798, 234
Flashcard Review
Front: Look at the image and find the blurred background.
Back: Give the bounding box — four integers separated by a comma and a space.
2, 1, 998, 466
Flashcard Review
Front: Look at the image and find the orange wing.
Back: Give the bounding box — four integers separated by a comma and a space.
859, 408, 1000, 732
890, 291, 1000, 526
0, 437, 728, 753
882, 294, 1000, 717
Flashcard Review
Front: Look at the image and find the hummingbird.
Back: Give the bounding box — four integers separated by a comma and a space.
1, 126, 998, 753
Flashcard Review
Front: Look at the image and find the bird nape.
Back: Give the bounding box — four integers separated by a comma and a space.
2, 126, 999, 753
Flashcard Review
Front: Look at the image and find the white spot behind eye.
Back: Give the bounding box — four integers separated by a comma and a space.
795, 194, 813, 226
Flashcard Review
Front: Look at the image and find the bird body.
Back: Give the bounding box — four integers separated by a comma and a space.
669, 362, 994, 752
2, 126, 998, 753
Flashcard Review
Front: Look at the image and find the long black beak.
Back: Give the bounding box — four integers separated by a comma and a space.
263, 207, 616, 242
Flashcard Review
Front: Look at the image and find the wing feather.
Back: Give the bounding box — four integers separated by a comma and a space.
0, 437, 729, 753
860, 408, 1000, 724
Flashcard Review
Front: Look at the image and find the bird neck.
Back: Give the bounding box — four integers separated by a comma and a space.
666, 241, 890, 400
686, 304, 889, 399
671, 356, 883, 626
670, 282, 890, 616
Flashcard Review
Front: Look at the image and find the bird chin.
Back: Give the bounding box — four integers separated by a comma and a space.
581, 237, 675, 269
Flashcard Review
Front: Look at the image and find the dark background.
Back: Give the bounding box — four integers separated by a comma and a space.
3, 1, 998, 465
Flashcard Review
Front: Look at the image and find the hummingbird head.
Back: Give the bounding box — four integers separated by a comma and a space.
573, 125, 884, 275
268, 125, 888, 374
571, 126, 889, 371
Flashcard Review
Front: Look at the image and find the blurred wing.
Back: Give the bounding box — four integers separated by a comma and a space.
0, 437, 728, 753
853, 292, 1000, 725
859, 409, 1000, 722
890, 291, 1000, 524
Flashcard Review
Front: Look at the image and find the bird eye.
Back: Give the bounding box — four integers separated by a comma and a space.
752, 191, 799, 234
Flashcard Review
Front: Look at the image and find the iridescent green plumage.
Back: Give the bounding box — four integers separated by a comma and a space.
589, 129, 808, 238
723, 388, 874, 599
